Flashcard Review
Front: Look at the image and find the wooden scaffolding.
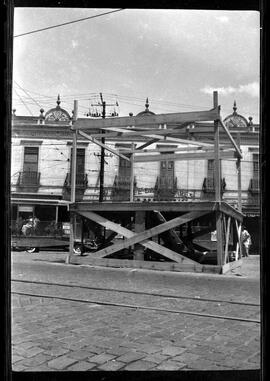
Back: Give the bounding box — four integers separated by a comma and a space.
66, 91, 244, 274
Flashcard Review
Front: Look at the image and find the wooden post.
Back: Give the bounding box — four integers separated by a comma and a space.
134, 211, 145, 261
55, 206, 59, 224
130, 143, 135, 202
234, 220, 242, 260
66, 212, 75, 263
224, 216, 231, 263
213, 91, 223, 265
236, 133, 242, 213
71, 100, 78, 203
80, 216, 84, 252
66, 100, 78, 264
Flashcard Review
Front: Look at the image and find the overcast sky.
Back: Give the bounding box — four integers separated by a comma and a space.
12, 8, 260, 123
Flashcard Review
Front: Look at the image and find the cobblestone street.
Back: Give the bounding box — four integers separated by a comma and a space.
11, 252, 261, 375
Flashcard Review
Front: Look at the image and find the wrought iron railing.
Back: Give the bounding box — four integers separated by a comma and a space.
64, 173, 88, 188
202, 177, 226, 193
112, 175, 137, 190
154, 176, 178, 200
17, 171, 40, 186
248, 178, 259, 193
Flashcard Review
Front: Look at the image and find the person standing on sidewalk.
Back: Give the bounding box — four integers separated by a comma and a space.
242, 226, 252, 257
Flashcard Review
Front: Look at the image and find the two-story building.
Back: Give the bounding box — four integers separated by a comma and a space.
10, 96, 259, 253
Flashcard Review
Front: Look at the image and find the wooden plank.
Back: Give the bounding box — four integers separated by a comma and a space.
213, 92, 223, 266
66, 212, 75, 264
132, 134, 215, 146
71, 100, 78, 203
73, 107, 220, 130
130, 142, 135, 202
234, 219, 242, 260
88, 128, 217, 146
133, 150, 235, 163
11, 236, 69, 248
218, 119, 243, 158
78, 130, 130, 161
134, 211, 145, 260
72, 201, 218, 213
89, 210, 208, 259
78, 210, 205, 263
124, 146, 231, 154
224, 216, 231, 263
219, 202, 244, 222
214, 91, 221, 203
68, 256, 224, 274
221, 259, 243, 274
103, 123, 189, 131
236, 133, 242, 213
88, 127, 193, 139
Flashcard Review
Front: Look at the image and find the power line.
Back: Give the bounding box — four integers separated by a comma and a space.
14, 89, 33, 116
14, 9, 125, 38
14, 82, 42, 109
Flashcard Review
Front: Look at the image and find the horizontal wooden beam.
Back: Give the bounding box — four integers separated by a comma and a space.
71, 201, 218, 213
69, 257, 224, 274
73, 107, 220, 130
218, 119, 243, 158
134, 150, 236, 163
83, 127, 196, 140
120, 122, 193, 150
77, 130, 130, 161
90, 211, 208, 259
103, 123, 189, 131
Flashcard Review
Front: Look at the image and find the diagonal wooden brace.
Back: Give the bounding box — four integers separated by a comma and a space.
78, 210, 208, 263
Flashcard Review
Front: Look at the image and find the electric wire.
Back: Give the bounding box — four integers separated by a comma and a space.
14, 9, 125, 38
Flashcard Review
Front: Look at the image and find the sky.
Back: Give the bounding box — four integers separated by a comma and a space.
12, 8, 260, 123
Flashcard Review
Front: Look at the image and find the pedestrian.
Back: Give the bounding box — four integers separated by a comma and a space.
21, 219, 33, 236
242, 226, 252, 257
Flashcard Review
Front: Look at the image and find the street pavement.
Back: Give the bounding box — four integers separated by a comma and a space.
10, 251, 261, 374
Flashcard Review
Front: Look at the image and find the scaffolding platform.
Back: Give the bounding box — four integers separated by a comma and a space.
66, 92, 244, 274
68, 200, 243, 274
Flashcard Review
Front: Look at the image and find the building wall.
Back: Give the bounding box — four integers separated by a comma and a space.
11, 136, 258, 197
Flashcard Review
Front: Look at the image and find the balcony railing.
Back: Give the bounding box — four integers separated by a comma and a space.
154, 176, 177, 200
202, 177, 226, 193
17, 171, 40, 186
64, 173, 88, 188
111, 175, 137, 200
248, 178, 259, 194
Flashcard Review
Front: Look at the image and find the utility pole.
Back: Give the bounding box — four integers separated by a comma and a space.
90, 93, 119, 202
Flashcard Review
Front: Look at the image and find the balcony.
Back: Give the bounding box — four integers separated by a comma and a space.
202, 177, 226, 194
17, 171, 40, 187
64, 173, 88, 189
154, 176, 177, 201
111, 175, 137, 201
248, 178, 259, 194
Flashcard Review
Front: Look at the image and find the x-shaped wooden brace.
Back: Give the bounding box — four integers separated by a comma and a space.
78, 210, 209, 263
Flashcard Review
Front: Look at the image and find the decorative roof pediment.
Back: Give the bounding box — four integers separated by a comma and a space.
223, 100, 249, 128
136, 98, 156, 117
44, 95, 71, 122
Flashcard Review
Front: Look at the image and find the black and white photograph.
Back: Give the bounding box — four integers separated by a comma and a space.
7, 3, 262, 378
